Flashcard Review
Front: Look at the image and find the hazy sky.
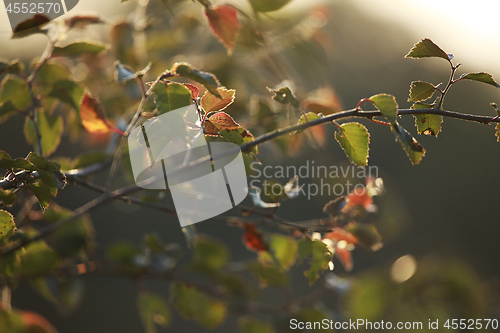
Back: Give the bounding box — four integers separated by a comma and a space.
0, 0, 499, 74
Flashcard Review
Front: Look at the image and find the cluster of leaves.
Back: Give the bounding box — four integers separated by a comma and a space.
1, 0, 500, 331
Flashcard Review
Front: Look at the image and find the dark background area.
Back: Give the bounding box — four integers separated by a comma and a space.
2, 0, 499, 331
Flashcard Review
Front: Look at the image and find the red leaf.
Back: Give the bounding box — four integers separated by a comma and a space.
334, 246, 353, 272
243, 223, 268, 252
324, 227, 358, 245
205, 5, 240, 55
204, 111, 239, 134
183, 83, 200, 100
346, 186, 373, 210
21, 311, 58, 333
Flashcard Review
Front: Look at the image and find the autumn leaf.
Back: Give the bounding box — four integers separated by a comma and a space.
204, 112, 239, 135
183, 83, 200, 100
201, 87, 235, 112
243, 223, 268, 252
334, 246, 352, 272
80, 91, 123, 135
205, 5, 240, 55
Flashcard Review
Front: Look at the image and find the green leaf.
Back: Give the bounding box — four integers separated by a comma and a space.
106, 241, 143, 273
249, 0, 292, 12
369, 93, 398, 124
44, 205, 94, 257
405, 38, 450, 61
239, 317, 276, 333
219, 127, 258, 154
393, 123, 426, 164
0, 188, 16, 207
335, 122, 370, 166
170, 282, 227, 329
31, 276, 84, 312
153, 82, 192, 115
11, 14, 50, 39
408, 81, 436, 102
248, 261, 288, 287
24, 112, 64, 157
0, 310, 27, 332
0, 59, 24, 75
171, 62, 221, 98
0, 75, 31, 110
137, 291, 171, 333
52, 42, 109, 57
20, 240, 58, 279
460, 72, 500, 89
0, 101, 18, 122
0, 251, 21, 288
270, 87, 299, 108
26, 183, 52, 210
346, 222, 383, 251
411, 102, 442, 137
191, 236, 229, 276
258, 234, 298, 271
0, 210, 16, 243
37, 61, 71, 88
143, 232, 167, 253
72, 151, 111, 169
297, 238, 332, 285
49, 80, 85, 111
28, 153, 67, 195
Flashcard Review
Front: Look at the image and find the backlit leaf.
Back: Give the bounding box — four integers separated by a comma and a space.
26, 183, 52, 210
405, 38, 450, 61
369, 93, 398, 124
298, 238, 332, 285
393, 123, 426, 164
270, 87, 299, 108
335, 122, 370, 166
205, 5, 240, 55
11, 14, 50, 39
459, 72, 500, 88
243, 223, 268, 252
0, 188, 16, 207
496, 123, 500, 142
204, 112, 239, 134
0, 210, 16, 243
249, 0, 292, 12
80, 91, 111, 134
200, 87, 235, 112
137, 292, 171, 333
0, 75, 31, 110
335, 246, 353, 272
24, 112, 64, 156
324, 228, 358, 245
219, 127, 258, 154
52, 42, 108, 57
170, 282, 227, 329
153, 82, 192, 115
408, 81, 436, 102
258, 233, 297, 271
411, 102, 442, 137
171, 63, 221, 98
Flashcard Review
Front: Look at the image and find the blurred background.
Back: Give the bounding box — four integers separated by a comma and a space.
1, 0, 499, 331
